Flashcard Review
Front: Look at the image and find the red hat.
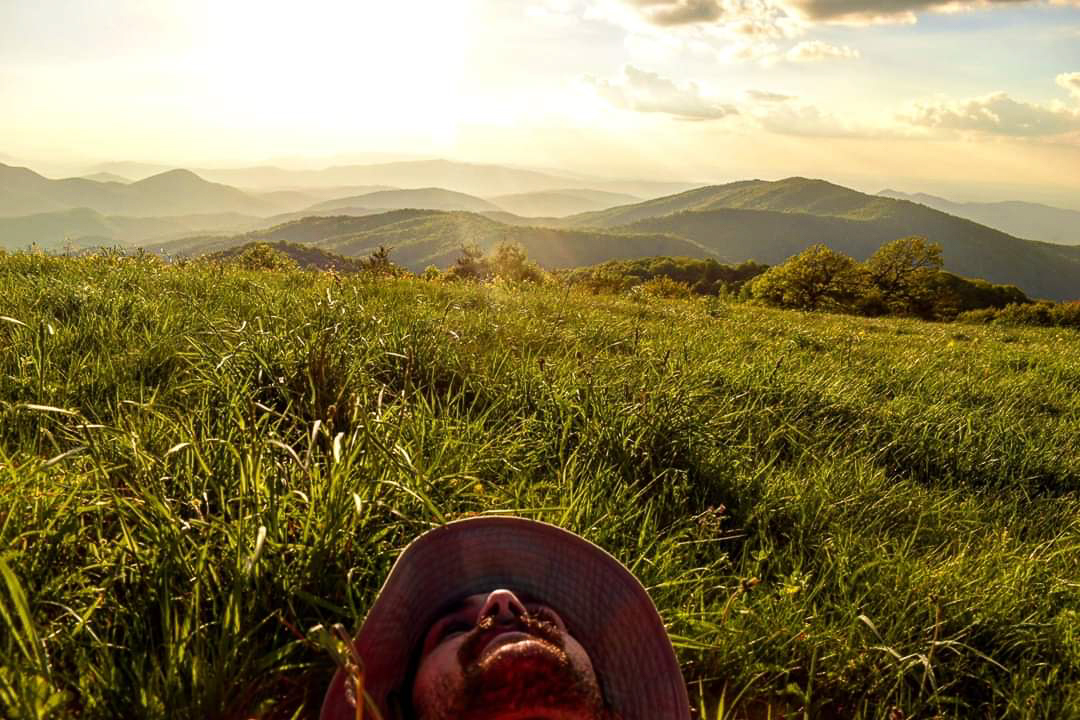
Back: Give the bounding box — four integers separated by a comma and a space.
321, 515, 691, 720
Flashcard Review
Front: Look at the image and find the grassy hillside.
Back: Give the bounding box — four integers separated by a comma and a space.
1, 254, 1078, 719
146, 209, 711, 271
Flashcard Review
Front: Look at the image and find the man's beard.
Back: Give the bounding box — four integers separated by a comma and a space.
449, 614, 607, 720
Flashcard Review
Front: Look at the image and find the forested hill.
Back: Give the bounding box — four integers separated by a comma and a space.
146, 209, 710, 271
562, 178, 1080, 301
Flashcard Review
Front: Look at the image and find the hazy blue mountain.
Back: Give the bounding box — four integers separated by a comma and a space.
92, 159, 698, 198
487, 189, 642, 217
0, 164, 283, 217
878, 190, 1080, 246
0, 207, 259, 250
81, 172, 132, 184
308, 188, 502, 213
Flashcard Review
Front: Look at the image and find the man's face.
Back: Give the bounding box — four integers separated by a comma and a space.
410, 588, 609, 720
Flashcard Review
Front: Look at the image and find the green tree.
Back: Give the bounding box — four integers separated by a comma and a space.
491, 242, 544, 283
446, 244, 490, 281
751, 244, 862, 310
863, 236, 943, 317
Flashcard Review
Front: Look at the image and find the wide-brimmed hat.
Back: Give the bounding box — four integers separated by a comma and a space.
321, 515, 690, 720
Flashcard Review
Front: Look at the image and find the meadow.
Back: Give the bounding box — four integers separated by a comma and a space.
1, 252, 1078, 719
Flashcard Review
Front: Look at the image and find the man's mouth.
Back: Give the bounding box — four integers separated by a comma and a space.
478, 629, 538, 658
458, 614, 565, 667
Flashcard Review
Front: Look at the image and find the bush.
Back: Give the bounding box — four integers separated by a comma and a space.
639, 276, 692, 299
490, 243, 546, 284
559, 257, 768, 297
231, 243, 299, 271
957, 301, 1080, 329
751, 244, 863, 311
930, 272, 1030, 320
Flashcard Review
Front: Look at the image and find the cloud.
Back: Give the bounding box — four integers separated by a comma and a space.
753, 102, 879, 136
903, 92, 1080, 136
785, 40, 860, 61
783, 0, 1080, 24
745, 89, 795, 102
586, 65, 738, 119
624, 0, 724, 25
614, 0, 1080, 28
1058, 72, 1080, 99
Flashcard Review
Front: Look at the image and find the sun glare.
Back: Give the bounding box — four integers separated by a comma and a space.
195, 0, 471, 150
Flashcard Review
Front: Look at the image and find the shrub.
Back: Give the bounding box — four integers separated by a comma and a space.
751, 244, 863, 311
930, 272, 1030, 320
231, 243, 299, 271
490, 243, 545, 284
639, 276, 692, 299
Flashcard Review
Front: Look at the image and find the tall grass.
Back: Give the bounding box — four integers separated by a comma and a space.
0, 252, 1078, 718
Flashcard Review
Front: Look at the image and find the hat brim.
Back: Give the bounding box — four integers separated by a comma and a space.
320, 516, 690, 720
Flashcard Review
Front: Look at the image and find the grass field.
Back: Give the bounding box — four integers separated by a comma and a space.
1, 252, 1079, 719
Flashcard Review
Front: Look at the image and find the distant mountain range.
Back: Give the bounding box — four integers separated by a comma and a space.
307, 188, 502, 214
3, 158, 1079, 301
878, 190, 1080, 246
145, 177, 1080, 301
0, 163, 297, 218
0, 207, 259, 251
488, 189, 642, 217
90, 159, 699, 199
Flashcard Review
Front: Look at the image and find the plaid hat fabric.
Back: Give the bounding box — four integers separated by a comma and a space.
321, 516, 691, 720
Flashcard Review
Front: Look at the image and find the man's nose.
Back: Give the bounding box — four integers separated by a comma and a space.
478, 589, 527, 624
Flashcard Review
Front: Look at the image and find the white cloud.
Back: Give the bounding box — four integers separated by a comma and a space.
902, 92, 1080, 136
745, 89, 795, 102
785, 40, 860, 61
586, 65, 738, 119
753, 102, 879, 136
1058, 72, 1080, 100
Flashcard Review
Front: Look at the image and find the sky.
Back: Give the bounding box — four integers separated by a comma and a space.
2, 0, 1079, 205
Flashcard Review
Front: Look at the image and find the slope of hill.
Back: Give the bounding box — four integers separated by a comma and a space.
308, 188, 501, 213
81, 172, 131, 184
147, 209, 711, 271
879, 190, 1080, 246
0, 208, 259, 250
562, 178, 1080, 301
625, 207, 1080, 301
487, 189, 641, 217
567, 177, 905, 229
204, 241, 366, 271
0, 164, 283, 217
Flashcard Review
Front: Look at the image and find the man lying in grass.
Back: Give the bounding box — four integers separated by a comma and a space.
320, 516, 690, 720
